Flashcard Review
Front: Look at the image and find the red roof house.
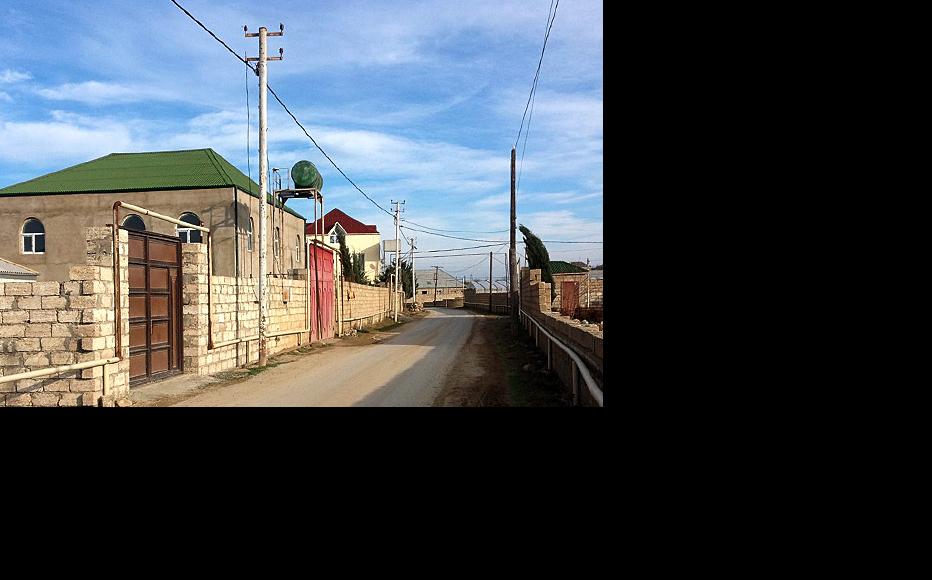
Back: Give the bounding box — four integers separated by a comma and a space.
306, 208, 379, 235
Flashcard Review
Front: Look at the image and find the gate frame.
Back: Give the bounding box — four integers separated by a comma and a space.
126, 228, 185, 385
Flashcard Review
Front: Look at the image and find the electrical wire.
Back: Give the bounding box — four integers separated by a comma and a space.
245, 51, 252, 189
400, 218, 509, 234
401, 225, 505, 243
515, 0, 560, 193
447, 255, 495, 273
412, 243, 505, 254
402, 224, 601, 244
170, 0, 394, 218
410, 252, 500, 258
514, 0, 559, 149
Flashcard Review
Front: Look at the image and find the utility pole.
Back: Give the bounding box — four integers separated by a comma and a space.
391, 200, 404, 321
409, 236, 415, 309
489, 251, 493, 313
510, 147, 518, 323
433, 266, 439, 305
246, 23, 284, 367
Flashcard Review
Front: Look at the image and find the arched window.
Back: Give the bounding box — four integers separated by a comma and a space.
177, 212, 203, 243
246, 218, 254, 252
22, 218, 45, 254
122, 215, 146, 232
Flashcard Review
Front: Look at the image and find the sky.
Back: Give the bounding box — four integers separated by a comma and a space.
0, 0, 602, 279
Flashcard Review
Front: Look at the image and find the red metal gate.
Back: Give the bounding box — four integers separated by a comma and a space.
309, 243, 334, 341
561, 281, 579, 316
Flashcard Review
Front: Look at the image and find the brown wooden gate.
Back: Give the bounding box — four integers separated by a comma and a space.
561, 281, 579, 316
128, 231, 183, 384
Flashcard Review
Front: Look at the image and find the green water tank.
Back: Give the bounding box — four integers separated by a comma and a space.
291, 160, 323, 190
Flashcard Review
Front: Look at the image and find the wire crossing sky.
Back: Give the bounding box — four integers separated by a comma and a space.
0, 0, 603, 276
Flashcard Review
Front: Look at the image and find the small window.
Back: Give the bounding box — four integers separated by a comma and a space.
295, 235, 302, 267
421, 290, 428, 295
177, 212, 203, 243
273, 227, 281, 257
122, 215, 146, 232
22, 218, 45, 254
247, 218, 254, 252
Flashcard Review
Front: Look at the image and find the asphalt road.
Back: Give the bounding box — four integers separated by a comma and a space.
174, 308, 478, 407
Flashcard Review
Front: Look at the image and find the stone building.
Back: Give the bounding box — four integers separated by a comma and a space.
0, 148, 306, 281
414, 268, 464, 305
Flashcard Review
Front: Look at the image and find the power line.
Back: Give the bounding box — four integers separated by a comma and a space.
447, 255, 497, 273
170, 0, 394, 218
514, 0, 559, 149
413, 243, 505, 253
400, 218, 508, 234
400, 225, 505, 243
517, 0, 559, 195
412, 252, 499, 258
403, 224, 601, 244
244, 50, 252, 192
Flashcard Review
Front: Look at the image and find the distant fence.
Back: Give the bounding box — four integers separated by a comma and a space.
423, 298, 464, 308
462, 301, 511, 315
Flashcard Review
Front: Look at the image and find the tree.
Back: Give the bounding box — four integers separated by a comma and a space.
380, 259, 414, 298
351, 252, 367, 284
519, 224, 555, 301
337, 230, 355, 282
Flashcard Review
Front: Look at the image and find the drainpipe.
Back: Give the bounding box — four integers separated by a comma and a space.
112, 202, 123, 361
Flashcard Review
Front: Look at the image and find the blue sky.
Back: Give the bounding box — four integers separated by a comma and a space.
0, 0, 602, 277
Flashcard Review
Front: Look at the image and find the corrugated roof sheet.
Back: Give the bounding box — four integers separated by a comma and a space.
0, 148, 305, 221
0, 257, 39, 276
415, 269, 462, 289
307, 208, 379, 235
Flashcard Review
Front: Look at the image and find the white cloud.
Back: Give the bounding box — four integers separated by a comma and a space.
0, 119, 134, 165
36, 81, 175, 105
0, 91, 11, 103
0, 69, 30, 83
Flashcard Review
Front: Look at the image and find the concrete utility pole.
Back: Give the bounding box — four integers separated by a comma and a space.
510, 147, 518, 323
391, 200, 404, 322
410, 236, 415, 307
246, 24, 283, 366
489, 251, 494, 313
433, 266, 439, 305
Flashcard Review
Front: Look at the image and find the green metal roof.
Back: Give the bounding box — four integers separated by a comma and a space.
0, 148, 305, 221
550, 260, 588, 274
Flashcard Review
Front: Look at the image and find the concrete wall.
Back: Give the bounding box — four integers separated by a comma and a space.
0, 227, 130, 406
0, 188, 306, 281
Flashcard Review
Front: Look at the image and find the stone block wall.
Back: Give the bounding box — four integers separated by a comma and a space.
338, 280, 394, 333
552, 273, 590, 311
587, 278, 603, 307
414, 287, 464, 306
181, 243, 312, 375
520, 267, 603, 406
0, 227, 129, 406
463, 289, 510, 312
520, 268, 552, 314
